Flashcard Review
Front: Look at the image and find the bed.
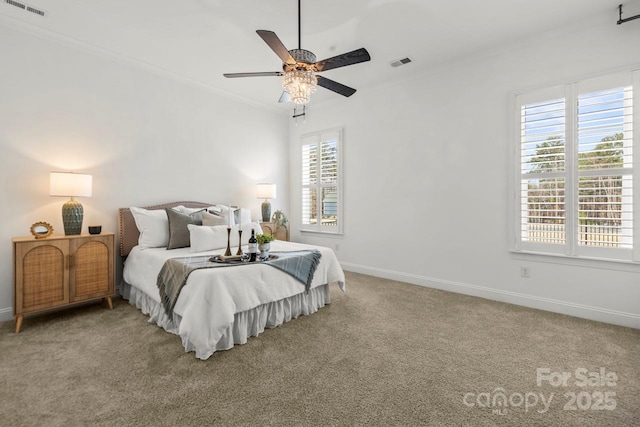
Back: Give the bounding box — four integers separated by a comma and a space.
118, 201, 346, 360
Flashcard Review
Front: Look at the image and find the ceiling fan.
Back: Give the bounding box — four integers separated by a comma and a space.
223, 0, 371, 105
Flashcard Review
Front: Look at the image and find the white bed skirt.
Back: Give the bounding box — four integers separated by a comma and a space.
120, 281, 331, 360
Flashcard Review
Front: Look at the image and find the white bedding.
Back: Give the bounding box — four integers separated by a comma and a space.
122, 240, 345, 359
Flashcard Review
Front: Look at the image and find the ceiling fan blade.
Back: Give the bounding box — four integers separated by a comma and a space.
223, 72, 283, 78
256, 30, 296, 65
316, 76, 357, 97
278, 91, 291, 103
313, 48, 371, 72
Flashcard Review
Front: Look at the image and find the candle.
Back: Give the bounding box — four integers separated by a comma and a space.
238, 207, 242, 229
228, 202, 232, 228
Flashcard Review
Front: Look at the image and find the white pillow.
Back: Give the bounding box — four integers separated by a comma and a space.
208, 205, 251, 227
211, 205, 236, 227
188, 224, 228, 252
130, 207, 169, 249
202, 210, 228, 226
207, 205, 222, 215
176, 206, 203, 214
188, 222, 263, 252
235, 208, 252, 226
175, 206, 206, 222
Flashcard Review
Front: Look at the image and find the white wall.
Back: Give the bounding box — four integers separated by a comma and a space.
289, 14, 640, 328
3, 12, 638, 329
0, 21, 289, 321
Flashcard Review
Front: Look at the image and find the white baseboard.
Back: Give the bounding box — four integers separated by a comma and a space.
341, 262, 640, 329
3, 266, 637, 329
0, 306, 13, 323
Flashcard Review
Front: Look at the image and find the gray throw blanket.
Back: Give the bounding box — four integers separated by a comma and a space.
157, 250, 322, 317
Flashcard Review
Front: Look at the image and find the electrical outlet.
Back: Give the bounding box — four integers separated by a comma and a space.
335, 243, 340, 251
520, 266, 530, 278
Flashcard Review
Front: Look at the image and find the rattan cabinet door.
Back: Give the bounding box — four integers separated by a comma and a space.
14, 239, 70, 315
260, 222, 289, 241
69, 235, 114, 303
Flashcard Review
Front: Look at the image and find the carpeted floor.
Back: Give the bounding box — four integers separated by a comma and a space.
0, 271, 638, 426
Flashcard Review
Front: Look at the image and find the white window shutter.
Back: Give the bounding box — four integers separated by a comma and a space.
514, 70, 637, 262
301, 129, 343, 233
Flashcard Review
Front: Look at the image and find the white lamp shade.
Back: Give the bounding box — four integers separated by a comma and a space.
256, 183, 276, 199
50, 172, 92, 197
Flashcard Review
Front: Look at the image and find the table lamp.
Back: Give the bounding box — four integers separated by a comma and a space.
50, 172, 92, 235
256, 183, 276, 222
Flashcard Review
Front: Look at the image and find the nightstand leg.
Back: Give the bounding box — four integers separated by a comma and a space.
15, 315, 23, 334
105, 296, 113, 310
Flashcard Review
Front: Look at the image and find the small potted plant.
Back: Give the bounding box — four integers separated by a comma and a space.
256, 233, 275, 259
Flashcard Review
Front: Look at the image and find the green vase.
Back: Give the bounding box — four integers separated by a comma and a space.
62, 198, 83, 235
261, 200, 271, 223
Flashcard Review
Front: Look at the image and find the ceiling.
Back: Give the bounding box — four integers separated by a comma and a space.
0, 0, 631, 111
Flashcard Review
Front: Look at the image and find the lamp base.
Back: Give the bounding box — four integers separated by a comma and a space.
62, 199, 83, 235
261, 200, 271, 223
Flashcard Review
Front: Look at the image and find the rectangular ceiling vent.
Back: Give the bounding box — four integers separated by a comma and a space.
4, 0, 46, 17
390, 57, 413, 68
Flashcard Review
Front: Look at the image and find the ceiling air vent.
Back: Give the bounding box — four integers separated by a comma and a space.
27, 5, 44, 16
5, 0, 26, 9
4, 0, 46, 17
390, 57, 412, 68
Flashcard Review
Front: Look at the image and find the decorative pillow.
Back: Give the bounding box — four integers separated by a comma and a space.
175, 206, 206, 223
188, 224, 228, 252
189, 222, 263, 252
234, 208, 252, 226
208, 205, 222, 215
215, 205, 236, 227
202, 210, 228, 227
130, 207, 169, 249
166, 208, 198, 249
208, 205, 251, 227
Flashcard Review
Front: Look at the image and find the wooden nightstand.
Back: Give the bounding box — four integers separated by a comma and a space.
12, 233, 115, 334
259, 222, 289, 242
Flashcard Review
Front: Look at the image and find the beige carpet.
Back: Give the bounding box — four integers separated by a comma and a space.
0, 271, 638, 426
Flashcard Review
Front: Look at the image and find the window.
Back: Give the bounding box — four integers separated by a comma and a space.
513, 70, 639, 262
301, 128, 342, 234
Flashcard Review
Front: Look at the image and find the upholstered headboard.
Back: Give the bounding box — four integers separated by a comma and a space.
118, 201, 213, 257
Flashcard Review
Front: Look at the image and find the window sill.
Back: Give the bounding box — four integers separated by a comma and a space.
509, 249, 640, 273
300, 229, 343, 237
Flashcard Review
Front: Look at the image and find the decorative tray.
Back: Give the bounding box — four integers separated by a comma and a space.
209, 254, 278, 264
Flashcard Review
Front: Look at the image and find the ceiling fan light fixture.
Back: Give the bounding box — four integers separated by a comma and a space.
222, 0, 370, 105
283, 70, 317, 104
